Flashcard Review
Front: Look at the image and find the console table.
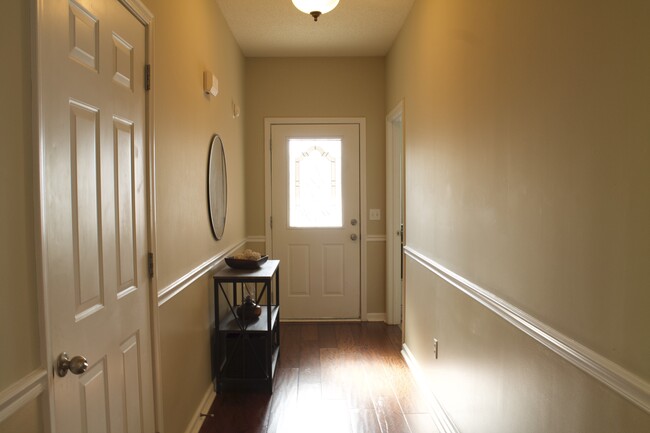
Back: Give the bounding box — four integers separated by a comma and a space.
212, 260, 280, 393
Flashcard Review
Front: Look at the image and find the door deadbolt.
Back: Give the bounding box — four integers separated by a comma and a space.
351, 218, 358, 226
350, 234, 358, 241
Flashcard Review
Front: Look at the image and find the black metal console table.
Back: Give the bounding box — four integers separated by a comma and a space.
212, 260, 280, 393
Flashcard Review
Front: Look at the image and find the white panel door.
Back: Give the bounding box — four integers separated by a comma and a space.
38, 0, 155, 431
271, 124, 361, 319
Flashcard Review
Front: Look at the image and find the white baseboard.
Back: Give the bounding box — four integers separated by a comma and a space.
401, 345, 460, 433
183, 384, 216, 433
366, 312, 386, 322
280, 318, 361, 323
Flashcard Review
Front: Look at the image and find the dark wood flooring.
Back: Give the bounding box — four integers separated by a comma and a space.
199, 322, 440, 433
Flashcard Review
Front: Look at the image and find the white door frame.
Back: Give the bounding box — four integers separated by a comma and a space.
264, 118, 368, 321
385, 101, 404, 326
31, 1, 162, 431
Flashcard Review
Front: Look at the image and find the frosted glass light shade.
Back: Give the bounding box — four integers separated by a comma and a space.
292, 0, 340, 15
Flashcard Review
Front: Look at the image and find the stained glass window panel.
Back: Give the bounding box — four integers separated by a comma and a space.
289, 139, 342, 228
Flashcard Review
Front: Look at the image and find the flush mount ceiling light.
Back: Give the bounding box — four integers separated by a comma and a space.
292, 0, 340, 21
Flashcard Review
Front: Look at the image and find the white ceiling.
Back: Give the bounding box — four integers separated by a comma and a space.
215, 0, 415, 57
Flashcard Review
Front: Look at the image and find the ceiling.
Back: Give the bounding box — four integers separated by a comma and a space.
215, 0, 415, 57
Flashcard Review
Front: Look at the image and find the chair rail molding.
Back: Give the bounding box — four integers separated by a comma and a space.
404, 246, 650, 414
157, 238, 247, 306
365, 234, 386, 242
246, 235, 267, 244
0, 369, 47, 423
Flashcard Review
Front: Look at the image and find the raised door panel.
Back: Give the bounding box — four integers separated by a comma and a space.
112, 33, 134, 90
78, 359, 110, 433
120, 334, 144, 433
69, 100, 105, 321
322, 244, 344, 296
287, 244, 310, 297
68, 1, 99, 71
114, 117, 137, 296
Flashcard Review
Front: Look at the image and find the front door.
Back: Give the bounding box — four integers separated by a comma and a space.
38, 0, 155, 431
271, 123, 361, 320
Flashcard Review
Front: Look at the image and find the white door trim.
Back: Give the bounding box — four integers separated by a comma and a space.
129, 3, 165, 432
32, 1, 159, 431
264, 118, 368, 321
386, 101, 404, 326
31, 2, 53, 429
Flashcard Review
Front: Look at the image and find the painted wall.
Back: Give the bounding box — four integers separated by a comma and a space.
387, 0, 650, 431
0, 0, 44, 432
138, 0, 246, 432
0, 397, 44, 433
245, 57, 387, 315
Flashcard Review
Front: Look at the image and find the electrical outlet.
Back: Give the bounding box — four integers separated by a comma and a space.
433, 338, 439, 359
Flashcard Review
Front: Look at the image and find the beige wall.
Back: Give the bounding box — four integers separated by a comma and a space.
0, 0, 43, 432
143, 0, 246, 289
245, 57, 387, 315
366, 240, 387, 314
141, 0, 246, 432
405, 258, 650, 432
0, 396, 44, 433
387, 0, 650, 431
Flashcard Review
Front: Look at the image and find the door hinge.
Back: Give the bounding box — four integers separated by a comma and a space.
145, 64, 151, 91
270, 216, 273, 229
147, 252, 154, 279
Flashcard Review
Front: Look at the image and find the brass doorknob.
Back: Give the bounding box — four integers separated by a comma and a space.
57, 352, 88, 377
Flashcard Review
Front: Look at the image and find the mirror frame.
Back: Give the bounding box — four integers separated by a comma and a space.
208, 134, 227, 240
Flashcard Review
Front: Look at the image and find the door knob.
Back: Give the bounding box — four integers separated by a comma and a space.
351, 218, 358, 226
350, 234, 358, 241
57, 352, 88, 377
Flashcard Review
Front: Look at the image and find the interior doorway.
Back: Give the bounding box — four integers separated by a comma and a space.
386, 102, 404, 327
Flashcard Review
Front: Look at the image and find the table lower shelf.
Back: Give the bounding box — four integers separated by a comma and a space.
216, 342, 279, 393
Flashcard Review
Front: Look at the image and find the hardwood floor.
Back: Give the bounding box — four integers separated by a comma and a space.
199, 322, 440, 433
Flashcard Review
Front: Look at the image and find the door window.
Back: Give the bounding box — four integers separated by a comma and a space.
288, 138, 342, 228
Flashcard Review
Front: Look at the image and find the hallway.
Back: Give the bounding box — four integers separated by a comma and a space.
199, 322, 439, 433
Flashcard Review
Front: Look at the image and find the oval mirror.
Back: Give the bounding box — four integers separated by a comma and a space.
208, 134, 227, 240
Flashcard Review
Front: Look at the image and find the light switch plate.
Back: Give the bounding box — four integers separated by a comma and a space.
369, 209, 381, 221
